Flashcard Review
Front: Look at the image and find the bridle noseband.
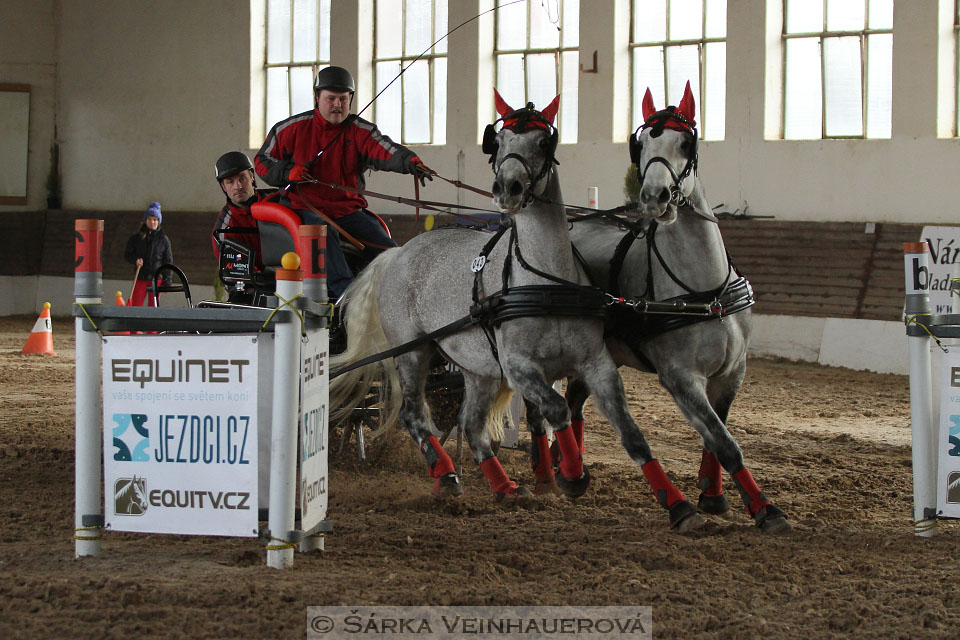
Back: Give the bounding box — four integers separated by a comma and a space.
631, 107, 699, 209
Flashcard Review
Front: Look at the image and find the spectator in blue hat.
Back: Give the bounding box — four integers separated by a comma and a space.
124, 201, 174, 306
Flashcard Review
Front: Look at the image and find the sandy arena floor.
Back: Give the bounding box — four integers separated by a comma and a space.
1, 314, 958, 639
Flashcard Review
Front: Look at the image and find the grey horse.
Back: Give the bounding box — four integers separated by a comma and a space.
564, 82, 790, 533
330, 91, 704, 530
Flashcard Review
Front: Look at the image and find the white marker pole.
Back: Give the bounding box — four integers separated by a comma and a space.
74, 220, 104, 556
267, 252, 304, 567
587, 187, 599, 209
904, 241, 938, 536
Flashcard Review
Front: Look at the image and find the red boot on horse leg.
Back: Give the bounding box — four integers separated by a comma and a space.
697, 448, 730, 514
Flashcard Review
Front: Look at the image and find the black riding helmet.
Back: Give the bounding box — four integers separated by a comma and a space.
314, 66, 355, 94
215, 151, 255, 182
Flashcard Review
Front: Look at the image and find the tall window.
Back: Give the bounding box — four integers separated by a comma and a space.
373, 0, 448, 145
494, 0, 579, 143
955, 1, 960, 135
782, 0, 893, 139
629, 0, 726, 141
264, 0, 331, 130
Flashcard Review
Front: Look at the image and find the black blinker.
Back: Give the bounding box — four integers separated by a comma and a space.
482, 124, 498, 155
629, 129, 643, 165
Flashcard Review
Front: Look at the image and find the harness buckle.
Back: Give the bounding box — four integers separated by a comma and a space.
471, 255, 487, 273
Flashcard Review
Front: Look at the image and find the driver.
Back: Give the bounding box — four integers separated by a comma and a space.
211, 151, 277, 304
255, 65, 434, 299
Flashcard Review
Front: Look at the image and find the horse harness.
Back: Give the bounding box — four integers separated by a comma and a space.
603, 218, 755, 343
331, 105, 751, 379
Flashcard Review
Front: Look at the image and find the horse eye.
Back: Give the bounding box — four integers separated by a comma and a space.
680, 139, 691, 153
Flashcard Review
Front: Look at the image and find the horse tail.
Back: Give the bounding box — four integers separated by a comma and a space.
329, 248, 404, 432
484, 383, 513, 443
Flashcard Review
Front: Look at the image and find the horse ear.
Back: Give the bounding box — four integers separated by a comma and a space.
678, 80, 696, 126
641, 88, 657, 121
541, 94, 561, 124
494, 88, 513, 118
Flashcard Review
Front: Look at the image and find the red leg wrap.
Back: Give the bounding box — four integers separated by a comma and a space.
530, 433, 555, 483
641, 459, 687, 510
479, 457, 519, 495
697, 449, 724, 497
732, 467, 772, 517
420, 436, 455, 479
554, 426, 583, 480
571, 419, 584, 454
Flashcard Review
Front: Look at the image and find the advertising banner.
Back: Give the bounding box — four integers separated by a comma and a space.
938, 348, 960, 517
919, 226, 960, 313
300, 328, 329, 533
103, 334, 260, 536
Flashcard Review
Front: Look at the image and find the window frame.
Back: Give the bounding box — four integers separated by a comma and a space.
262, 0, 331, 130
492, 0, 579, 144
955, 0, 960, 136
780, 0, 893, 140
371, 0, 448, 145
628, 0, 727, 141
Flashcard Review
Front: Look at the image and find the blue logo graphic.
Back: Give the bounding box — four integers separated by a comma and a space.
112, 413, 150, 461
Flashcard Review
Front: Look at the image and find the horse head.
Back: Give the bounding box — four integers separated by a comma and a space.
629, 81, 705, 224
483, 89, 560, 214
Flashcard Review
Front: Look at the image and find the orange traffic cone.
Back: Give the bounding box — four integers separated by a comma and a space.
22, 302, 57, 355
114, 291, 132, 335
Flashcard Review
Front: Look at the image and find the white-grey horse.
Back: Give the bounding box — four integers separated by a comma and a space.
330, 91, 704, 530
564, 82, 791, 533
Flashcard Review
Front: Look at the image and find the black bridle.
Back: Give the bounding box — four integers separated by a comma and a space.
631, 107, 699, 209
483, 104, 559, 207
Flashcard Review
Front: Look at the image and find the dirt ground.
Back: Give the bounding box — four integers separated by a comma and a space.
1, 313, 959, 639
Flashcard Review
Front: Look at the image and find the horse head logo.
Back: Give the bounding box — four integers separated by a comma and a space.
115, 476, 148, 516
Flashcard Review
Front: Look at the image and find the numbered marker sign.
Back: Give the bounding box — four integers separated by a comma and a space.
103, 334, 260, 536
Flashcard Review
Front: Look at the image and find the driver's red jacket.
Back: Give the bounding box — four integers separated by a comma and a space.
254, 108, 419, 218
211, 188, 277, 271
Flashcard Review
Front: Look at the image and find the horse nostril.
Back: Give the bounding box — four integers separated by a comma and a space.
493, 182, 501, 195
657, 188, 670, 205
509, 181, 523, 197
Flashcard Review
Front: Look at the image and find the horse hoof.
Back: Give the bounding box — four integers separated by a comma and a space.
668, 500, 704, 531
534, 479, 562, 496
697, 492, 730, 515
755, 505, 792, 534
495, 486, 533, 502
556, 467, 591, 498
432, 473, 464, 498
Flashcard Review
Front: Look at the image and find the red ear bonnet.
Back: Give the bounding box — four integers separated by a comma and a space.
540, 94, 561, 125
641, 88, 657, 122
493, 88, 513, 118
677, 80, 697, 127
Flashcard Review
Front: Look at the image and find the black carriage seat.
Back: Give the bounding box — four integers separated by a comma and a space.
218, 220, 295, 294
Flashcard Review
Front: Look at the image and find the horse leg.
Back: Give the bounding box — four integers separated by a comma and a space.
582, 358, 703, 531
661, 366, 791, 533
395, 349, 462, 497
460, 376, 529, 501
502, 361, 590, 498
524, 398, 561, 495
695, 371, 743, 515
551, 377, 589, 467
